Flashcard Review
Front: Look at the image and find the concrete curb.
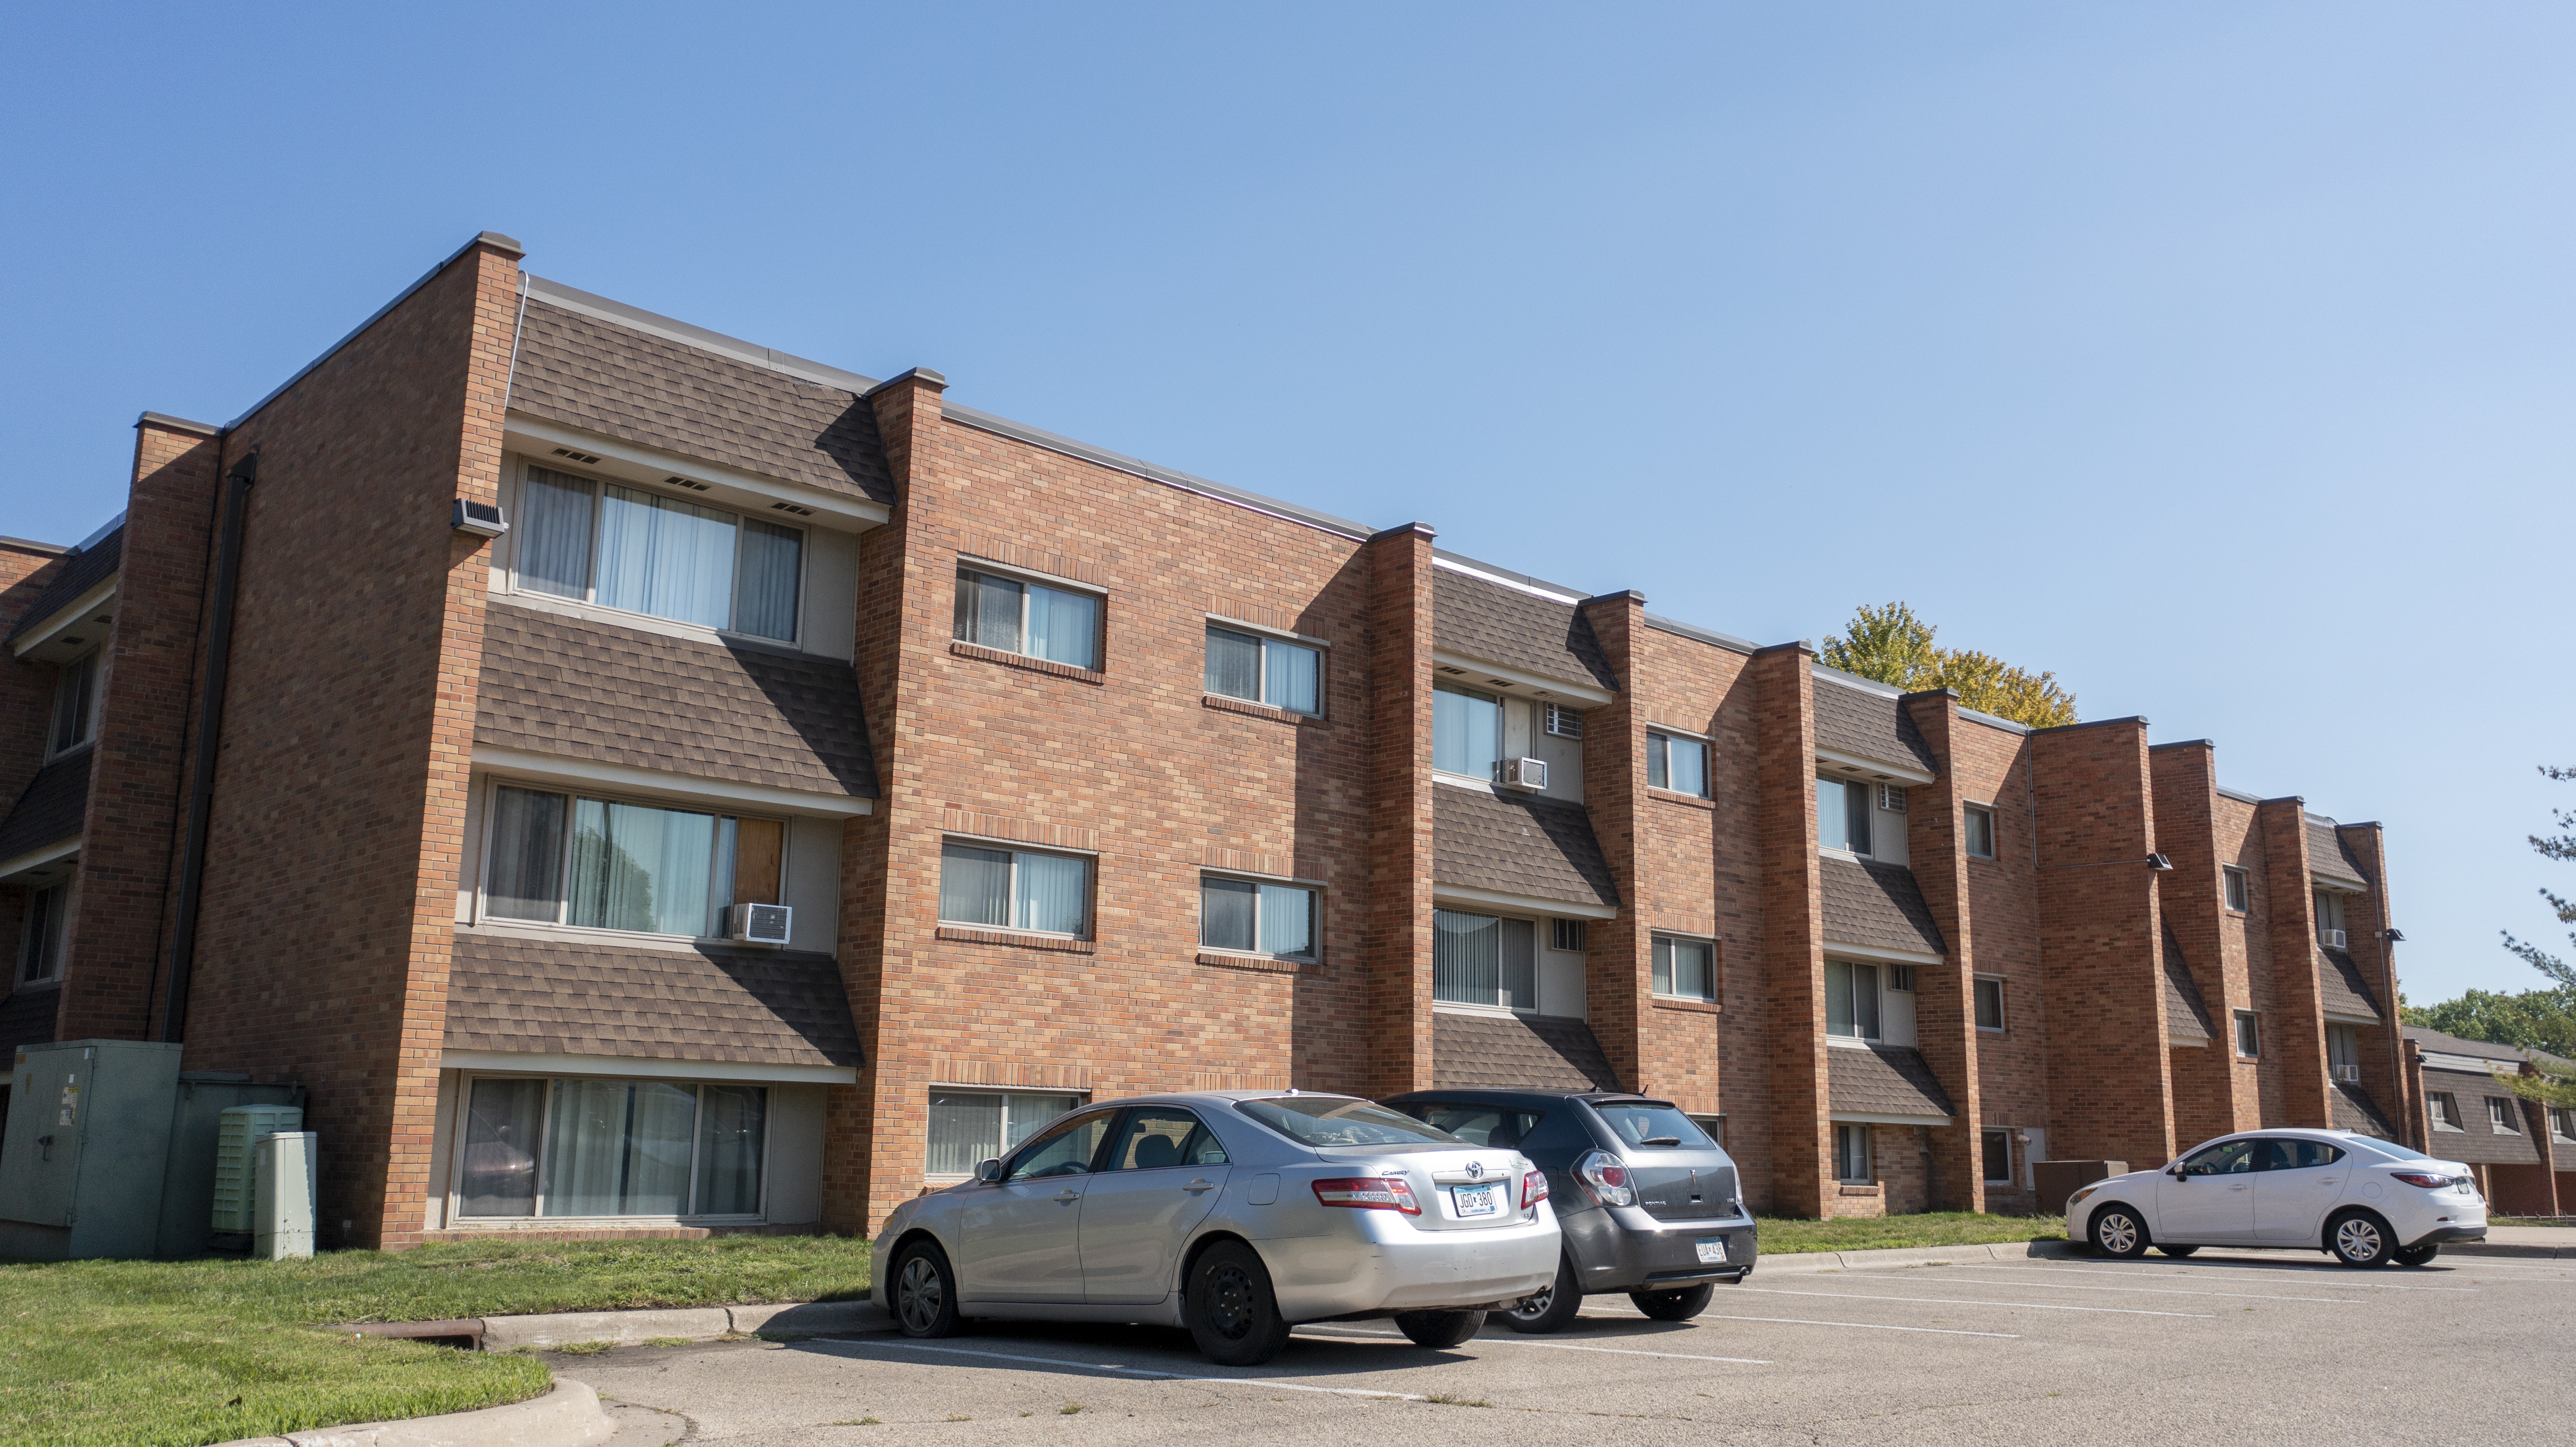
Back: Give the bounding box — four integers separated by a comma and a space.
478, 1299, 889, 1350
1756, 1239, 2077, 1274
209, 1379, 611, 1447
2433, 1242, 2570, 1260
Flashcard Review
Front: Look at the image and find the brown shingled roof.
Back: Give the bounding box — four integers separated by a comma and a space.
2330, 1083, 2395, 1140
1828, 1044, 1957, 1118
1431, 784, 1618, 909
1819, 855, 1946, 957
2317, 948, 2382, 1022
2162, 924, 2215, 1043
1431, 567, 1617, 692
477, 602, 877, 799
1431, 1011, 1621, 1091
0, 748, 90, 862
5, 525, 119, 644
1813, 674, 1938, 775
2305, 819, 2368, 888
2417, 1068, 2543, 1165
510, 300, 895, 506
443, 932, 860, 1068
0, 986, 54, 1058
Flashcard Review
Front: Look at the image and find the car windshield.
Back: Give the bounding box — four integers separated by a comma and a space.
1591, 1102, 1714, 1151
1236, 1096, 1461, 1148
1391, 1102, 1546, 1149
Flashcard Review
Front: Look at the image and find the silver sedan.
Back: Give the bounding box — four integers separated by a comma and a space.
870, 1090, 1561, 1364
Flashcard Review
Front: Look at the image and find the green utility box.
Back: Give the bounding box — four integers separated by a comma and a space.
0, 1041, 184, 1260
168, 1085, 299, 1256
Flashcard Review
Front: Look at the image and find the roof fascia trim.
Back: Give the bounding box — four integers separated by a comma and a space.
471, 745, 875, 815
1431, 550, 1589, 605
1431, 882, 1621, 921
1432, 648, 1617, 705
440, 1049, 857, 1085
10, 576, 120, 658
1815, 745, 1938, 788
1827, 1110, 1956, 1126
1820, 938, 1945, 966
0, 837, 82, 883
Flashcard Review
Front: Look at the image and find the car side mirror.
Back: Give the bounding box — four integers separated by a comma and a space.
977, 1159, 1005, 1184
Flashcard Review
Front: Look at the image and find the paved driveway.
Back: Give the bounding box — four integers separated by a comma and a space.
575, 1248, 2576, 1446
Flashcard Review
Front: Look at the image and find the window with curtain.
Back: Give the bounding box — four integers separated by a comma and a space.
1965, 804, 1996, 859
1826, 960, 1882, 1039
455, 1076, 768, 1218
925, 1090, 1084, 1176
1651, 936, 1716, 1001
938, 840, 1090, 937
481, 783, 785, 938
1199, 875, 1318, 960
1646, 731, 1708, 797
49, 650, 99, 756
1204, 626, 1321, 715
952, 566, 1100, 670
1433, 908, 1537, 1011
1433, 682, 1502, 779
511, 465, 802, 641
1817, 776, 1873, 855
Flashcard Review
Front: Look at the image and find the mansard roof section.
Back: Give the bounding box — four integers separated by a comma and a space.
1431, 1011, 1621, 1092
1829, 1044, 1957, 1119
511, 280, 894, 506
2305, 815, 2371, 888
1431, 561, 1618, 694
2318, 947, 2383, 1022
1432, 783, 1618, 910
2162, 924, 2216, 1043
0, 748, 91, 863
1818, 855, 1947, 958
1811, 669, 1939, 777
6, 524, 121, 646
444, 933, 860, 1069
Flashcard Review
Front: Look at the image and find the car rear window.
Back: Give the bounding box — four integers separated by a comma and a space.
1236, 1096, 1461, 1147
1388, 1102, 1546, 1149
1591, 1101, 1715, 1151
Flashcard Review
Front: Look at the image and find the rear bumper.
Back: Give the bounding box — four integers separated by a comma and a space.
2407, 1224, 2488, 1248
1264, 1214, 1561, 1320
1563, 1205, 1759, 1292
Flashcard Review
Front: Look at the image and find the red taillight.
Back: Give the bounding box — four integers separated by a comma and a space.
1521, 1168, 1550, 1210
1574, 1150, 1635, 1207
2391, 1172, 2452, 1189
1313, 1176, 1421, 1215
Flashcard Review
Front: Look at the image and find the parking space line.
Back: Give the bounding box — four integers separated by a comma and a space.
819, 1338, 1428, 1400
1732, 1285, 2213, 1318
1992, 1263, 2477, 1292
1855, 1274, 2360, 1305
1678, 1312, 2020, 1338
1294, 1324, 1768, 1365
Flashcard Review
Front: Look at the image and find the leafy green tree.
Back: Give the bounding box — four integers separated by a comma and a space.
2403, 986, 2576, 1061
2501, 765, 2576, 990
1819, 602, 2079, 730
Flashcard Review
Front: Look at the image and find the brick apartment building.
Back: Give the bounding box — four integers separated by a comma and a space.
0, 232, 2427, 1248
2401, 1024, 2570, 1216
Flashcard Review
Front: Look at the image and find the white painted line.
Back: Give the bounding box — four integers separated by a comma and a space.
820, 1337, 1426, 1400
1678, 1312, 2020, 1339
1731, 1285, 2213, 1318
1990, 1262, 2477, 1293
1865, 1274, 2360, 1305
1295, 1324, 1768, 1365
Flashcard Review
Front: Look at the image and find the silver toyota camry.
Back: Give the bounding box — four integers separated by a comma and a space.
869, 1090, 1561, 1364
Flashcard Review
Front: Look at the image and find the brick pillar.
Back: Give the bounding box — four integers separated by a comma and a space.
2148, 741, 2242, 1146
2031, 718, 2177, 1168
51, 416, 225, 1043
1363, 523, 1437, 1100
2335, 822, 2406, 1141
1903, 688, 1983, 1212
1752, 642, 1827, 1217
1578, 590, 1645, 1092
2255, 797, 2334, 1129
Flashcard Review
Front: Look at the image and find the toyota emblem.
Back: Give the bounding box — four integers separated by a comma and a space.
1465, 1161, 1485, 1180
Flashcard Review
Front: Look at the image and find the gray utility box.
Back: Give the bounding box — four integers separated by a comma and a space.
0, 1041, 298, 1260
2032, 1159, 2129, 1217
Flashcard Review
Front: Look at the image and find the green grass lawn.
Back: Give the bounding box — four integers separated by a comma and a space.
0, 1235, 874, 1447
1756, 1211, 2067, 1254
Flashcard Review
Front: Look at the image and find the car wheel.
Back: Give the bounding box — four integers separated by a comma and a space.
1392, 1308, 1487, 1348
1502, 1254, 1585, 1335
890, 1239, 963, 1339
1185, 1241, 1293, 1366
2393, 1242, 2440, 1267
2090, 1205, 2151, 1259
1628, 1283, 1716, 1321
2158, 1244, 2199, 1258
2326, 1209, 2396, 1268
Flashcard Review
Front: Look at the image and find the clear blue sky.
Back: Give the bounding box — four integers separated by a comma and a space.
5, 6, 2568, 1005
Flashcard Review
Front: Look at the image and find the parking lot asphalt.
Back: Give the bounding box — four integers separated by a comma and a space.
568, 1249, 2576, 1446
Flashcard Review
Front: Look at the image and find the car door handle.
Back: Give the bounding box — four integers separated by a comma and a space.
1053, 1190, 1081, 1204
1183, 1178, 1215, 1193
2226, 1184, 2247, 1191
2319, 1177, 2337, 1184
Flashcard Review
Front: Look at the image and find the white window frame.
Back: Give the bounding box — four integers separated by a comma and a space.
46, 649, 102, 761
953, 560, 1107, 671
1196, 870, 1323, 963
1826, 959, 1883, 1041
2313, 888, 2346, 944
1973, 975, 2006, 1033
924, 1086, 1094, 1182
1550, 918, 1588, 953
1963, 802, 1996, 860
1647, 730, 1711, 798
2487, 1097, 2520, 1135
2223, 865, 2250, 913
447, 1071, 770, 1225
937, 836, 1095, 940
2550, 1106, 2574, 1144
1544, 703, 1583, 738
475, 777, 788, 943
1203, 618, 1325, 717
2233, 1009, 2260, 1059
1651, 933, 1718, 1003
508, 462, 808, 645
1981, 1126, 2014, 1184
2428, 1092, 2463, 1132
16, 878, 71, 987
1817, 774, 1872, 856
1433, 680, 1504, 782
1432, 906, 1540, 1012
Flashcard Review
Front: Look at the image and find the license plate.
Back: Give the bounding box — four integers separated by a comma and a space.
1452, 1184, 1502, 1218
1695, 1238, 1729, 1264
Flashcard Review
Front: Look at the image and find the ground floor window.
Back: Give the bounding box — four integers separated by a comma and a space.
927, 1089, 1087, 1177
1834, 1123, 1872, 1184
1433, 908, 1536, 1011
1982, 1127, 2012, 1184
457, 1076, 767, 1219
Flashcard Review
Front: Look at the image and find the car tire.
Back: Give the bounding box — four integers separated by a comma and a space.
890, 1239, 964, 1339
1502, 1253, 1585, 1335
2090, 1205, 2151, 1259
2393, 1242, 2440, 1267
1628, 1283, 1716, 1321
1185, 1240, 1294, 1366
2326, 1209, 2396, 1268
2158, 1244, 2199, 1258
1393, 1308, 1487, 1348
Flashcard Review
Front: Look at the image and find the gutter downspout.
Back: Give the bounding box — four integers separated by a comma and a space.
160, 451, 256, 1043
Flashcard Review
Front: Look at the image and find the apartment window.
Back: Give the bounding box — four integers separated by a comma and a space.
1204, 626, 1319, 715
925, 1089, 1085, 1177
2487, 1097, 2520, 1134
1200, 874, 1318, 961
939, 840, 1090, 937
1834, 1123, 1872, 1184
1544, 703, 1583, 738
1982, 1128, 2013, 1184
1647, 732, 1709, 797
2223, 866, 2249, 912
1433, 908, 1536, 1011
2550, 1107, 2574, 1144
2233, 1010, 2260, 1059
484, 784, 784, 938
1826, 960, 1881, 1040
2314, 889, 2346, 946
1551, 918, 1587, 953
1964, 803, 1995, 860
17, 881, 68, 986
1888, 964, 1916, 992
1433, 682, 1503, 779
2428, 1092, 2463, 1132
1974, 976, 2006, 1032
455, 1076, 767, 1219
954, 566, 1100, 671
2326, 1024, 2361, 1081
1652, 935, 1717, 1002
48, 650, 99, 757
517, 466, 802, 641
1817, 776, 1871, 855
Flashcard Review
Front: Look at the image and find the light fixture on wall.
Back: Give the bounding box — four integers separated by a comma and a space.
2147, 854, 2174, 871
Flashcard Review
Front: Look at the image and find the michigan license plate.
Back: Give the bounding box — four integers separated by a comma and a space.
1695, 1238, 1729, 1264
1453, 1184, 1502, 1217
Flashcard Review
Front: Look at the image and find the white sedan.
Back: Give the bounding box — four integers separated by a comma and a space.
2067, 1129, 2487, 1266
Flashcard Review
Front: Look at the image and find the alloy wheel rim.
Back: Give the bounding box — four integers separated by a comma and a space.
898, 1257, 943, 1332
2100, 1215, 2138, 1253
2337, 1218, 2382, 1260
1207, 1264, 1255, 1340
1510, 1285, 1554, 1320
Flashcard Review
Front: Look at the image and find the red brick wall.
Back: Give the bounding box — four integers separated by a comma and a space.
2253, 798, 2332, 1129
2148, 742, 2239, 1147
1904, 690, 1985, 1212
0, 539, 69, 1032
169, 237, 520, 1248
1579, 592, 1647, 1094
1752, 643, 1826, 1217
1949, 714, 2046, 1209
1364, 525, 1436, 1101
2334, 823, 2406, 1139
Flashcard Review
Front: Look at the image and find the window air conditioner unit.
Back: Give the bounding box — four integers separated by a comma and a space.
1545, 704, 1582, 738
1878, 784, 1907, 812
2335, 1064, 2362, 1084
731, 903, 793, 945
450, 498, 509, 537
2319, 928, 2346, 949
1498, 756, 1547, 790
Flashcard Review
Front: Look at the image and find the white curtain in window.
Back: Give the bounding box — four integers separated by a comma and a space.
541, 1079, 697, 1216
954, 571, 1022, 652
459, 1078, 544, 1217
939, 843, 1011, 926
1015, 852, 1087, 935
518, 469, 595, 599
1668, 737, 1707, 797
598, 485, 737, 629
1026, 584, 1098, 670
1500, 916, 1536, 1009
927, 1092, 1003, 1176
1265, 640, 1319, 714
1205, 627, 1259, 699
1201, 876, 1256, 951
569, 798, 716, 935
487, 787, 567, 921
1256, 883, 1313, 959
1007, 1093, 1082, 1150
734, 519, 802, 641
1434, 908, 1500, 1004
693, 1085, 766, 1216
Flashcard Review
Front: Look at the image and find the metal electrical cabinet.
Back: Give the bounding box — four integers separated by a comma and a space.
0, 1041, 185, 1260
